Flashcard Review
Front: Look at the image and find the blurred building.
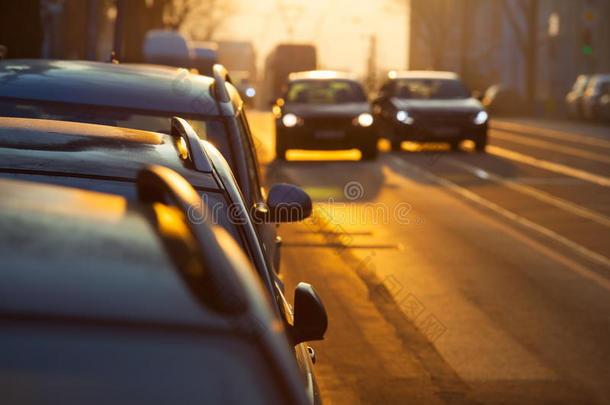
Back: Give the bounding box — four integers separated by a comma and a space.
409, 0, 610, 113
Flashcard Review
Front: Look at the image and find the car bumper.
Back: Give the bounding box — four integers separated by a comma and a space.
277, 121, 377, 150
393, 121, 487, 142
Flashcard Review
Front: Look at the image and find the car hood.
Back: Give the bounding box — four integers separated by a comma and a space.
391, 97, 483, 114
284, 102, 371, 117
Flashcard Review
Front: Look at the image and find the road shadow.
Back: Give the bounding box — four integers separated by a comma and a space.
388, 142, 519, 187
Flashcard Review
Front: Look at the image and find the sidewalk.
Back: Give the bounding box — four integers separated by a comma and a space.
491, 117, 610, 140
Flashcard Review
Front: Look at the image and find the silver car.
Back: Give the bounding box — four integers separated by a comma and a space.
582, 73, 610, 120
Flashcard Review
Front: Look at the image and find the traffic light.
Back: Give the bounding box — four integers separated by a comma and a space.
581, 29, 592, 55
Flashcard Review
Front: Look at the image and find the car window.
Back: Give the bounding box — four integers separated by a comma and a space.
0, 99, 232, 169
0, 172, 244, 249
394, 78, 471, 99
236, 112, 263, 203
285, 79, 367, 104
0, 325, 286, 405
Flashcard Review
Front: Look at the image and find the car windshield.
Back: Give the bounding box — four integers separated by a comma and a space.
0, 99, 231, 166
285, 79, 367, 104
393, 78, 471, 99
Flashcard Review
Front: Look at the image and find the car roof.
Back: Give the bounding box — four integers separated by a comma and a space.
0, 117, 218, 190
0, 59, 221, 116
288, 70, 358, 82
591, 73, 610, 82
388, 70, 460, 80
0, 177, 226, 326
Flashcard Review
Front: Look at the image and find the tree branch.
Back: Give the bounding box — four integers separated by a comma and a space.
501, 0, 527, 52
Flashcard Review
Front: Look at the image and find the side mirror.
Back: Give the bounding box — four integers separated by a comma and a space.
292, 283, 327, 345
267, 183, 312, 222
472, 90, 483, 101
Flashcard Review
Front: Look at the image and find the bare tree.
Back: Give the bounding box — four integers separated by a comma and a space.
501, 0, 539, 108
165, 0, 235, 41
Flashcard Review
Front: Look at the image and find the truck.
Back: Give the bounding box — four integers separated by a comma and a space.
263, 43, 317, 105
216, 40, 257, 105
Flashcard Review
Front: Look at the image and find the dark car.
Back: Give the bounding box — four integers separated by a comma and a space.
374, 71, 488, 152
0, 173, 313, 404
0, 117, 326, 404
273, 70, 378, 160
0, 59, 285, 272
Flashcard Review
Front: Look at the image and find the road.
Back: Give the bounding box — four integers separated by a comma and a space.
248, 112, 610, 405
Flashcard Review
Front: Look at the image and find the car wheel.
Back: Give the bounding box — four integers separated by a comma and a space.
275, 127, 286, 160
390, 138, 403, 151
360, 144, 378, 160
449, 140, 461, 151
474, 134, 487, 153
275, 135, 287, 160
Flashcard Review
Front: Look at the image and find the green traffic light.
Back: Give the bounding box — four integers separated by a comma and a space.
583, 45, 592, 55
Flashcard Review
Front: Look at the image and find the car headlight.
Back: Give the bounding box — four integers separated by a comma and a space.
396, 110, 413, 124
282, 113, 299, 127
245, 87, 256, 98
474, 110, 488, 125
357, 113, 374, 127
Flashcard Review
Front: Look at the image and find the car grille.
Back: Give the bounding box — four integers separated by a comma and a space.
410, 111, 473, 126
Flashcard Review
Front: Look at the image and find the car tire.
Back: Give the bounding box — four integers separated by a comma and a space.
474, 134, 487, 153
449, 140, 461, 151
390, 138, 403, 151
275, 135, 287, 160
360, 144, 378, 160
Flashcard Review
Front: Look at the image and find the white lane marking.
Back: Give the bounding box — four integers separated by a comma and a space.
491, 120, 610, 149
491, 130, 610, 164
446, 158, 610, 227
488, 145, 610, 187
389, 156, 610, 291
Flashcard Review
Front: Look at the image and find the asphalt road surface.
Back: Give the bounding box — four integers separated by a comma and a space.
248, 112, 610, 405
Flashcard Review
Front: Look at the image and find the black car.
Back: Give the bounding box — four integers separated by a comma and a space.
273, 71, 378, 160
0, 116, 326, 404
0, 173, 314, 404
373, 71, 488, 152
0, 59, 285, 272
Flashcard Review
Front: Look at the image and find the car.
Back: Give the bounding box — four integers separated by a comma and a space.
0, 116, 326, 404
0, 172, 315, 404
565, 74, 591, 119
273, 70, 378, 160
373, 71, 488, 152
582, 73, 610, 120
0, 59, 285, 273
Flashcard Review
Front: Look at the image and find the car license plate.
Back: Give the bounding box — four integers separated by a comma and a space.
314, 130, 345, 139
432, 127, 460, 136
